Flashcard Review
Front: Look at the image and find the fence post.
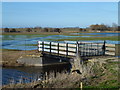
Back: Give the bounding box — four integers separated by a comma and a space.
38, 41, 41, 52
97, 43, 99, 55
42, 41, 44, 54
76, 41, 80, 55
91, 43, 92, 56
58, 43, 59, 55
50, 42, 51, 54
115, 44, 120, 56
102, 40, 106, 55
66, 43, 68, 56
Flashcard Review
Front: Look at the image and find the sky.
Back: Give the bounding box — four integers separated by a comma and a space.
2, 2, 118, 28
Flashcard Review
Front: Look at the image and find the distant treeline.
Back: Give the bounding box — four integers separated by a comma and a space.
2, 23, 120, 33
3, 27, 62, 33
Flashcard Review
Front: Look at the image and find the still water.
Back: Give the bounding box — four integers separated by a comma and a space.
2, 64, 71, 85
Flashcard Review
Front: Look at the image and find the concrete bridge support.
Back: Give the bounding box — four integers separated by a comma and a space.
71, 42, 83, 74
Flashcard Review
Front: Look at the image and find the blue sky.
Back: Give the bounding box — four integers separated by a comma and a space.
2, 2, 118, 28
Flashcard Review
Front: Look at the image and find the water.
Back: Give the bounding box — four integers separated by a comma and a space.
71, 32, 120, 37
1, 35, 80, 50
1, 33, 120, 50
2, 68, 34, 85
2, 32, 120, 85
2, 63, 71, 85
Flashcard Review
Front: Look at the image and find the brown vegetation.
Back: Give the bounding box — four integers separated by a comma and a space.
2, 49, 38, 67
2, 55, 119, 89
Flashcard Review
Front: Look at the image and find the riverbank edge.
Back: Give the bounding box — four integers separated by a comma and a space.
2, 56, 119, 89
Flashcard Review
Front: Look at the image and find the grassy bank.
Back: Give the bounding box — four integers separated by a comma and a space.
2, 56, 119, 89
53, 36, 120, 41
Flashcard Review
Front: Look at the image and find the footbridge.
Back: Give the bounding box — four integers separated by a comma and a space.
38, 41, 116, 57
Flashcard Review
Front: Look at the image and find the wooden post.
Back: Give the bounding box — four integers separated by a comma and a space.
66, 43, 68, 56
87, 44, 89, 56
38, 41, 41, 52
42, 41, 44, 54
94, 43, 96, 56
97, 43, 99, 55
79, 42, 81, 56
95, 44, 96, 56
50, 42, 51, 54
58, 43, 59, 55
115, 44, 120, 56
76, 41, 78, 54
84, 43, 86, 56
80, 82, 83, 90
91, 43, 92, 56
76, 42, 81, 63
102, 40, 106, 55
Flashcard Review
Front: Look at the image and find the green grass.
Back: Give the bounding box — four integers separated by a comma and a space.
53, 36, 120, 41
2, 32, 120, 41
99, 80, 118, 87
2, 49, 22, 51
83, 86, 119, 89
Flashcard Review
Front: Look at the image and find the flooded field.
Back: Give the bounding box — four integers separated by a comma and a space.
1, 33, 120, 50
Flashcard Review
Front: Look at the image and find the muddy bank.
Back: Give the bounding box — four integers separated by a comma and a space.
2, 49, 38, 67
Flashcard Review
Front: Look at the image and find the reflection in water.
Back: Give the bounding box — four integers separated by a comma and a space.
2, 63, 71, 85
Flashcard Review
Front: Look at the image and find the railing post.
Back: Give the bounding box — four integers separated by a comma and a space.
58, 43, 59, 55
97, 43, 99, 55
93, 43, 96, 56
50, 42, 51, 54
76, 41, 80, 57
91, 43, 92, 56
38, 41, 41, 52
115, 44, 119, 56
42, 41, 44, 54
76, 41, 78, 54
102, 40, 106, 55
66, 43, 68, 56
